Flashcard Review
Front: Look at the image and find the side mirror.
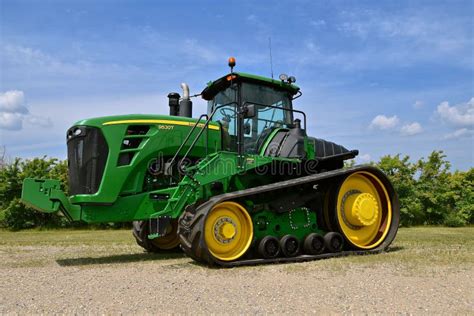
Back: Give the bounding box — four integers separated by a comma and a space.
244, 104, 256, 118
244, 122, 251, 135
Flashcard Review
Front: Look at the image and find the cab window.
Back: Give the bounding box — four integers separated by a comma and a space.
208, 81, 293, 153
209, 84, 239, 151
241, 83, 293, 153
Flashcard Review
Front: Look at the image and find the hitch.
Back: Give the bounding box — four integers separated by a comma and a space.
21, 178, 81, 221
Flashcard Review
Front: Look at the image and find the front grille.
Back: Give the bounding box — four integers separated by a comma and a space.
67, 126, 109, 195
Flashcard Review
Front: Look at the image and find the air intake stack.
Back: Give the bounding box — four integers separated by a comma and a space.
168, 92, 180, 116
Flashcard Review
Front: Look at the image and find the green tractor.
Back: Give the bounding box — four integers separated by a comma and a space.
22, 58, 399, 266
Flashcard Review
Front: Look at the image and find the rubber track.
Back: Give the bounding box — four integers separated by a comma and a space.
178, 165, 399, 267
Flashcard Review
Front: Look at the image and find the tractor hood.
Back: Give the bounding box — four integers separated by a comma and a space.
70, 114, 220, 130
64, 113, 221, 204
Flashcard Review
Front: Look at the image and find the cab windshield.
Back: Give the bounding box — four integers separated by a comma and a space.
209, 82, 293, 153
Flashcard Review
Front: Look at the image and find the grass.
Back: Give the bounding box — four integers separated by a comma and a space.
281, 226, 473, 275
0, 227, 472, 272
0, 228, 134, 246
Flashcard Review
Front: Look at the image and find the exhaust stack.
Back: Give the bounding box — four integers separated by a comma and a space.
179, 83, 192, 118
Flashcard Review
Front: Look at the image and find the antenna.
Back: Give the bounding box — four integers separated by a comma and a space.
268, 37, 274, 79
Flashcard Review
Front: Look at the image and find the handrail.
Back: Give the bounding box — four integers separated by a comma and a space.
166, 102, 238, 175
166, 113, 208, 174
177, 103, 238, 173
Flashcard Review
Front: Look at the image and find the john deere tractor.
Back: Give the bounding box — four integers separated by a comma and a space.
22, 58, 399, 266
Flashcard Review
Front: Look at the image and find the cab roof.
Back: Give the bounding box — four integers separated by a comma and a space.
201, 72, 300, 101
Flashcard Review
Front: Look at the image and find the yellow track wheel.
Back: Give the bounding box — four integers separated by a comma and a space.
151, 220, 181, 250
204, 201, 253, 261
336, 171, 392, 249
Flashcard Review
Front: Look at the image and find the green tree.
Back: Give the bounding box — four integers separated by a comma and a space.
49, 160, 69, 194
0, 158, 22, 209
377, 154, 423, 226
443, 168, 474, 226
0, 157, 69, 229
416, 151, 451, 225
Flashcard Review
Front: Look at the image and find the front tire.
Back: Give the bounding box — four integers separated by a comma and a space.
132, 220, 180, 252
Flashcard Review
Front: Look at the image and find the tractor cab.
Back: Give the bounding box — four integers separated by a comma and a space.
202, 71, 302, 155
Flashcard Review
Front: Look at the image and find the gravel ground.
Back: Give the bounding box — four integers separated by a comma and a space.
1, 228, 473, 314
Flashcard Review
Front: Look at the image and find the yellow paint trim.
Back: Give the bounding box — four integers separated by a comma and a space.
102, 119, 220, 130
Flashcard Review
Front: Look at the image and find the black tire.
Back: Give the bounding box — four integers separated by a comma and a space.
257, 236, 281, 259
132, 221, 159, 252
280, 235, 300, 257
132, 220, 180, 253
178, 207, 212, 265
324, 232, 344, 252
303, 233, 325, 255
178, 201, 252, 266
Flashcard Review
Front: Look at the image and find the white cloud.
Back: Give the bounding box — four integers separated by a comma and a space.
245, 14, 271, 40
400, 122, 423, 136
3, 44, 89, 76
437, 97, 474, 127
312, 9, 472, 71
413, 100, 424, 109
370, 115, 399, 130
310, 19, 326, 28
0, 90, 29, 114
443, 128, 472, 140
358, 153, 371, 162
0, 90, 51, 131
0, 112, 23, 130
182, 39, 220, 63
338, 9, 470, 54
26, 115, 53, 127
2, 44, 151, 83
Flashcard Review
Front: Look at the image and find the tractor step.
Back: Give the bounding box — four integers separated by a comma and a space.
147, 216, 172, 239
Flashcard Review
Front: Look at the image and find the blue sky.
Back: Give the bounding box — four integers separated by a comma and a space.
0, 0, 473, 170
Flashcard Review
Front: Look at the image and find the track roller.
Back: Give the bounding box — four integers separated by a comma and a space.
324, 232, 344, 252
303, 233, 325, 255
257, 236, 281, 259
280, 235, 300, 257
